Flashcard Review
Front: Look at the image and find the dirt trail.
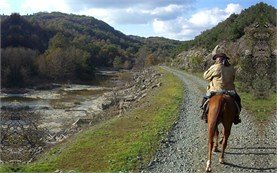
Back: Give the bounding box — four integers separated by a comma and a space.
146, 66, 276, 173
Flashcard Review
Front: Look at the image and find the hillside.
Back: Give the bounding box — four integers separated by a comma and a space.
26, 12, 141, 51
131, 35, 182, 65
1, 12, 182, 88
171, 2, 276, 99
1, 13, 53, 52
175, 2, 276, 52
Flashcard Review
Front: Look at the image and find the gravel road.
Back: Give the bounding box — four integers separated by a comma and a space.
145, 67, 276, 173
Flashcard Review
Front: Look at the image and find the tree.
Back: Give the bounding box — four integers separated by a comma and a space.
145, 54, 156, 66
48, 33, 70, 49
36, 46, 92, 80
113, 56, 123, 69
1, 47, 38, 87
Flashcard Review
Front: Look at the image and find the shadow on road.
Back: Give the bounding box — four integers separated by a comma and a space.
223, 146, 276, 171
223, 162, 276, 172
226, 146, 276, 155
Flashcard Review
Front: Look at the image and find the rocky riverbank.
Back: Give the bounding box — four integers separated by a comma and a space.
0, 67, 163, 164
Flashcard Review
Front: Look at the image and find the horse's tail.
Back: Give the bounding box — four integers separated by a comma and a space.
209, 94, 226, 127
217, 95, 226, 123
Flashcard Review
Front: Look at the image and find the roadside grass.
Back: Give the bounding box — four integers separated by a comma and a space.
240, 92, 276, 122
0, 165, 11, 172
18, 67, 184, 172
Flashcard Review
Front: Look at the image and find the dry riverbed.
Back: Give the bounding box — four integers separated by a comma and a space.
0, 68, 163, 164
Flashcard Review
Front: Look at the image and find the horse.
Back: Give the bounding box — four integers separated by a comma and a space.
205, 93, 237, 172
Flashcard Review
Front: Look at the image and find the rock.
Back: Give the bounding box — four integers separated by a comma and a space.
102, 100, 113, 110
124, 95, 135, 101
67, 170, 76, 173
151, 82, 162, 89
72, 118, 93, 127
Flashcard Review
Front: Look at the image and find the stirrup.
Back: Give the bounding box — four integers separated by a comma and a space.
201, 99, 209, 110
201, 111, 208, 123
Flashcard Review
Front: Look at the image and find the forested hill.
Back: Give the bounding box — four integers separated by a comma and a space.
26, 12, 142, 51
1, 12, 182, 87
1, 14, 53, 52
131, 35, 182, 63
171, 2, 276, 100
175, 2, 276, 52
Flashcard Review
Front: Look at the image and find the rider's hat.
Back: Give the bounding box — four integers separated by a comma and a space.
212, 44, 230, 60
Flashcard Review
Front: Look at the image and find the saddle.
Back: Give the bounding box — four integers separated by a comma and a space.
201, 90, 241, 123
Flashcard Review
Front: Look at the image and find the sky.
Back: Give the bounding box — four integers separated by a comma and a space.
0, 0, 276, 41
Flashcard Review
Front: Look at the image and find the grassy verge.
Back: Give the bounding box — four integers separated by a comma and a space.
240, 92, 276, 122
13, 67, 183, 172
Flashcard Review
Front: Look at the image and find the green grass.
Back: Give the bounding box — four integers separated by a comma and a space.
0, 165, 12, 173
18, 67, 184, 172
240, 92, 276, 122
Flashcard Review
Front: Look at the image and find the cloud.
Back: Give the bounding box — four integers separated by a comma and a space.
68, 0, 188, 10
20, 0, 70, 14
78, 3, 192, 25
153, 18, 199, 40
152, 3, 243, 40
0, 0, 11, 14
77, 2, 242, 40
189, 3, 243, 27
78, 8, 112, 23
225, 3, 243, 14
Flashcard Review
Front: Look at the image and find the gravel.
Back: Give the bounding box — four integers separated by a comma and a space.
144, 66, 276, 173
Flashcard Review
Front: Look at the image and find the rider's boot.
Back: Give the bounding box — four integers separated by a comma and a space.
200, 97, 207, 109
233, 115, 241, 125
233, 94, 242, 125
201, 97, 208, 123
201, 109, 208, 123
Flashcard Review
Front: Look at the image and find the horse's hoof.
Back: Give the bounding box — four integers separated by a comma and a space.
206, 160, 212, 172
213, 148, 220, 152
219, 158, 224, 164
205, 167, 212, 172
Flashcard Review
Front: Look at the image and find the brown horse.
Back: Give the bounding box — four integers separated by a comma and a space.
205, 94, 237, 172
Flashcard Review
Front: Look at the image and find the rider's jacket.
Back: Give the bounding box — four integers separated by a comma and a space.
203, 62, 236, 92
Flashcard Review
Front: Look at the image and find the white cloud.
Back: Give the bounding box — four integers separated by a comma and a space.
189, 3, 242, 27
78, 3, 189, 25
78, 8, 112, 24
151, 4, 184, 17
153, 18, 198, 40
21, 0, 70, 14
68, 0, 189, 10
225, 3, 243, 14
0, 0, 11, 14
78, 2, 242, 40
152, 3, 243, 40
189, 8, 225, 27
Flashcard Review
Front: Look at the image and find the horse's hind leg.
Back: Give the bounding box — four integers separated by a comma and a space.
213, 128, 219, 152
206, 124, 215, 172
219, 127, 231, 164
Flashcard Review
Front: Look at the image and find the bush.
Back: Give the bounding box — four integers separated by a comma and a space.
1, 47, 38, 87
36, 46, 92, 80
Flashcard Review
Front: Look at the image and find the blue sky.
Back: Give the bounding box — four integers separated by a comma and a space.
0, 0, 276, 40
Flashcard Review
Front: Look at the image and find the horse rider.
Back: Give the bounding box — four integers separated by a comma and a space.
200, 49, 242, 125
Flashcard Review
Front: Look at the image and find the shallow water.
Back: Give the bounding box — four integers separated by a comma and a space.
0, 72, 121, 163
